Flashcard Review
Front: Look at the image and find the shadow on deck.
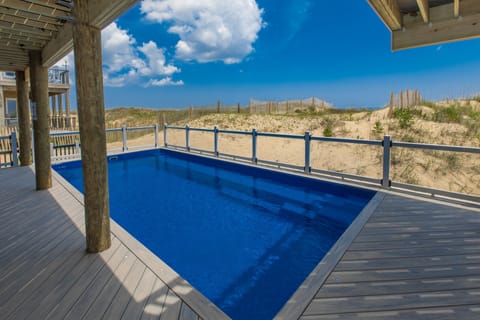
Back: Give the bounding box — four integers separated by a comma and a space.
0, 166, 227, 320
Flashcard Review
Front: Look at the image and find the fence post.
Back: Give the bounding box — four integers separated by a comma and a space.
164, 123, 168, 147
50, 142, 55, 158
252, 128, 257, 164
154, 123, 159, 148
304, 131, 311, 174
214, 126, 219, 156
185, 125, 190, 151
122, 125, 127, 152
11, 132, 18, 167
382, 135, 391, 187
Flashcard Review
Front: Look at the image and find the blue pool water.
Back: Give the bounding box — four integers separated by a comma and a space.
53, 149, 374, 320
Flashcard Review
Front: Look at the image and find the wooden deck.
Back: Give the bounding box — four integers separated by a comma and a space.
0, 166, 228, 320
2, 165, 480, 320
296, 193, 480, 319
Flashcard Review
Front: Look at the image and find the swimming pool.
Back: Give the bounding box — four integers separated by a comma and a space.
53, 149, 375, 319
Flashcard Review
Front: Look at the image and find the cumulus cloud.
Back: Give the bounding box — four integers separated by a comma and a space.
140, 0, 264, 64
101, 22, 181, 87
146, 77, 185, 87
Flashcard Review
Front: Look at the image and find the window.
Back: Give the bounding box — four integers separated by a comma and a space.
3, 72, 15, 79
6, 99, 17, 119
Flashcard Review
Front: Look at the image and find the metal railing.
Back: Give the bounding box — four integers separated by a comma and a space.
0, 132, 18, 168
164, 124, 480, 204
0, 125, 159, 166
2, 123, 479, 204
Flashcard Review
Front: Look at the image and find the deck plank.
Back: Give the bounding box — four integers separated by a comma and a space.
305, 288, 480, 315
101, 258, 147, 319
298, 191, 480, 320
121, 267, 158, 320
140, 278, 170, 320
0, 167, 209, 320
159, 289, 183, 320
26, 237, 122, 320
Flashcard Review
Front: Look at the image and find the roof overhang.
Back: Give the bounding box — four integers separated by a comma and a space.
0, 0, 139, 71
368, 0, 480, 50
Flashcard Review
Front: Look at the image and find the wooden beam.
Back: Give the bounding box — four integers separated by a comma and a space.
416, 0, 429, 23
42, 0, 139, 67
29, 51, 51, 190
15, 70, 32, 166
73, 0, 111, 253
368, 0, 402, 30
393, 0, 480, 50
454, 0, 460, 18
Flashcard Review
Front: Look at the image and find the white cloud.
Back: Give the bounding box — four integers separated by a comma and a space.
140, 0, 264, 64
101, 22, 181, 87
147, 77, 185, 87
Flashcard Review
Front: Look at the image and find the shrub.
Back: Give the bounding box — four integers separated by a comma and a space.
393, 108, 414, 129
373, 120, 384, 134
323, 127, 333, 137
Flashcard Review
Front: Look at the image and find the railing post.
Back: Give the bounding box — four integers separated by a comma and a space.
75, 140, 80, 156
31, 128, 35, 164
11, 132, 18, 167
185, 125, 190, 151
163, 123, 168, 147
252, 128, 257, 164
154, 123, 159, 148
382, 135, 391, 187
304, 131, 311, 174
50, 142, 54, 158
122, 124, 127, 152
214, 126, 219, 156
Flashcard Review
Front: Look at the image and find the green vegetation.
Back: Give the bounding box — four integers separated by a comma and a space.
372, 120, 384, 134
393, 108, 414, 129
431, 104, 463, 123
323, 127, 333, 137
321, 117, 335, 137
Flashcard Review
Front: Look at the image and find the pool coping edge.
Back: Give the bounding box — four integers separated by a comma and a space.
274, 191, 386, 320
51, 169, 231, 320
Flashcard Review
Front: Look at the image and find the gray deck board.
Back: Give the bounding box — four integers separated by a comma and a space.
0, 167, 219, 320
300, 193, 480, 319
140, 278, 170, 320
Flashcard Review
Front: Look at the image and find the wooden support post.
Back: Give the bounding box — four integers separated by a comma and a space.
406, 89, 410, 108
29, 51, 51, 190
15, 71, 32, 166
400, 90, 404, 108
73, 0, 111, 253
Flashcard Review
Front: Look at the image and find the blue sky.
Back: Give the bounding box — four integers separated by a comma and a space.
63, 0, 480, 109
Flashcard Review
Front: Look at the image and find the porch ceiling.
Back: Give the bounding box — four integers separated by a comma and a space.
368, 0, 480, 50
0, 0, 138, 71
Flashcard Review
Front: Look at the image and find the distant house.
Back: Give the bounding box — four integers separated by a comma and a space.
0, 67, 75, 130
